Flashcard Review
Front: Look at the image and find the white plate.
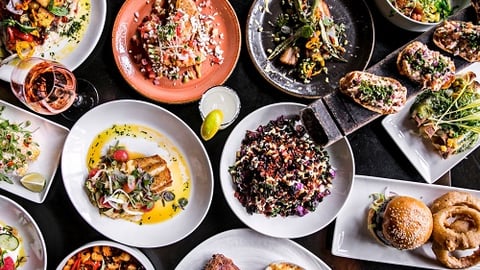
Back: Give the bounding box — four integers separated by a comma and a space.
56, 240, 154, 270
382, 63, 480, 183
61, 100, 213, 247
219, 102, 355, 238
0, 100, 69, 203
0, 194, 47, 269
332, 174, 480, 269
0, 0, 107, 81
175, 228, 331, 270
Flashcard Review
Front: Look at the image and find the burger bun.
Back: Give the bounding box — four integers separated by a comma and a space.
367, 196, 433, 250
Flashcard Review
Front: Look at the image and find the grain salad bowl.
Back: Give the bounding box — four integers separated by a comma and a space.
374, 0, 470, 32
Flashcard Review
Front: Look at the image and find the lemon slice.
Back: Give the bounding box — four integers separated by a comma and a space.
201, 109, 224, 141
20, 173, 46, 192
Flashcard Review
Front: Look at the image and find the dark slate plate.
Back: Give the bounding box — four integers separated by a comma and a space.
245, 0, 375, 99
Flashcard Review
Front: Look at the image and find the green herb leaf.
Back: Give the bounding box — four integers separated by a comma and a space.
48, 0, 69, 16
0, 174, 13, 184
0, 19, 36, 33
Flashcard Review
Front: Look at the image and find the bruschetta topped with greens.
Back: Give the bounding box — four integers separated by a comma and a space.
397, 41, 456, 91
338, 71, 407, 115
433, 20, 480, 63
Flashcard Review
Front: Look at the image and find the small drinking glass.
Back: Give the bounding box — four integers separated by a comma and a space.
10, 57, 98, 120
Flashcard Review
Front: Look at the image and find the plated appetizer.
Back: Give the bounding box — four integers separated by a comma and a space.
0, 106, 40, 184
397, 41, 456, 91
433, 20, 480, 63
203, 254, 305, 270
410, 71, 480, 158
338, 71, 407, 114
365, 186, 480, 268
85, 140, 189, 224
228, 115, 335, 217
204, 254, 239, 270
130, 0, 224, 84
0, 0, 90, 60
266, 0, 347, 83
389, 0, 453, 23
0, 222, 26, 270
60, 244, 147, 270
265, 262, 305, 270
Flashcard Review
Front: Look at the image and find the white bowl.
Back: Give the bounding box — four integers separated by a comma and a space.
56, 240, 154, 270
61, 100, 213, 247
374, 0, 470, 32
219, 103, 355, 238
0, 195, 47, 270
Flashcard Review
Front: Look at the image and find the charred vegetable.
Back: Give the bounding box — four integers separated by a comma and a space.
267, 0, 347, 83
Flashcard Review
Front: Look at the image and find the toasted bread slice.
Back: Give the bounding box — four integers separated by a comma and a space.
338, 71, 407, 114
397, 41, 456, 91
433, 20, 480, 63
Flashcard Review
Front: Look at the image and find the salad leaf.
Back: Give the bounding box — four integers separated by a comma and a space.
0, 19, 36, 33
48, 0, 69, 17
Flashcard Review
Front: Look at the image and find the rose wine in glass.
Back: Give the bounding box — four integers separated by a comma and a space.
10, 57, 76, 115
10, 57, 98, 120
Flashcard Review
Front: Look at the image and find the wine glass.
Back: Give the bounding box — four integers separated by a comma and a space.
10, 57, 98, 120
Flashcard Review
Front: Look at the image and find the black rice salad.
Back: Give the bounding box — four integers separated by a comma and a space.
228, 115, 336, 217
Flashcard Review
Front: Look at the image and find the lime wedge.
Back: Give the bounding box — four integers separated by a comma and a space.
201, 109, 224, 141
20, 172, 46, 192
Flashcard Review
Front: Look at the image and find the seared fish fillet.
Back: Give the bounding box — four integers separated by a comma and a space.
129, 155, 173, 193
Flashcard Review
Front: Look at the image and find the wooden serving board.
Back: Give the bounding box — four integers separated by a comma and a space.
301, 6, 478, 147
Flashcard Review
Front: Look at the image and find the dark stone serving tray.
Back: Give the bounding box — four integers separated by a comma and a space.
301, 7, 478, 147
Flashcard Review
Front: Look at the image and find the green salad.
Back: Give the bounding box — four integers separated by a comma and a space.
411, 71, 480, 158
0, 106, 39, 183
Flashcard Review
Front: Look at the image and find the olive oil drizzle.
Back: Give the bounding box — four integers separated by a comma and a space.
86, 124, 191, 224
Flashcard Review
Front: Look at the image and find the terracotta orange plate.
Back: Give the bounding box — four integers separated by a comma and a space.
112, 0, 241, 104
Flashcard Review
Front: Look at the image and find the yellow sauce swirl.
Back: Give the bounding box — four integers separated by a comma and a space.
86, 124, 191, 224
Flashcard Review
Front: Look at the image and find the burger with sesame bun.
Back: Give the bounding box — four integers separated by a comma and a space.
367, 194, 433, 250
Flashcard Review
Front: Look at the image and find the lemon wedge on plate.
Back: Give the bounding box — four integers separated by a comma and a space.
20, 172, 46, 192
201, 109, 224, 141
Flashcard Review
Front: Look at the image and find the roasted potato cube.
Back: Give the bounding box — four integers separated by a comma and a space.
36, 7, 55, 27
35, 0, 50, 8
36, 0, 65, 8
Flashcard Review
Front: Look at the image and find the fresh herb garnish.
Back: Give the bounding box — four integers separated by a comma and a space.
0, 106, 38, 184
0, 19, 36, 33
48, 0, 69, 16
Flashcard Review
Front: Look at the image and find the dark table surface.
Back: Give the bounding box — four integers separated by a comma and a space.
0, 1, 479, 269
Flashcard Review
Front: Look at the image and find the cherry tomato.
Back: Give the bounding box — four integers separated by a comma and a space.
99, 196, 112, 208
122, 179, 136, 193
7, 26, 34, 42
112, 149, 128, 162
0, 256, 15, 270
88, 168, 99, 178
